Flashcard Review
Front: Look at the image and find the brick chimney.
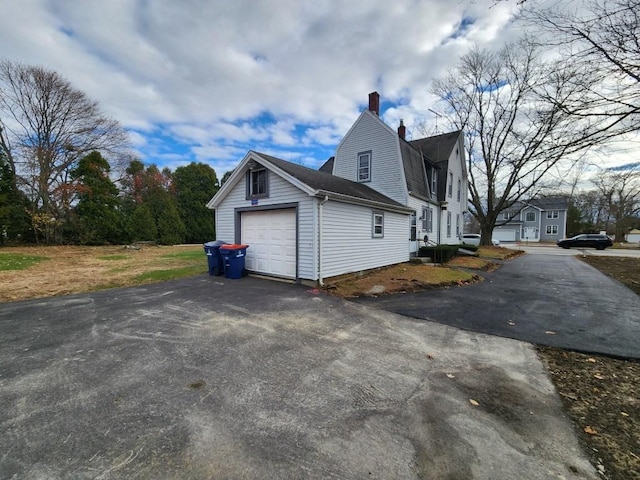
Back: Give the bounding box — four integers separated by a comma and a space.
398, 119, 406, 140
368, 91, 380, 115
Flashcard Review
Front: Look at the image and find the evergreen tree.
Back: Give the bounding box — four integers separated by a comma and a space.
173, 162, 218, 243
127, 204, 157, 241
70, 151, 122, 244
120, 161, 185, 245
0, 155, 32, 244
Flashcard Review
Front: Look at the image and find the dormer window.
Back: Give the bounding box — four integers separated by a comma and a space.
358, 151, 371, 182
431, 168, 437, 196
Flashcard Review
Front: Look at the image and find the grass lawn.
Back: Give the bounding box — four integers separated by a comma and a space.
0, 245, 207, 302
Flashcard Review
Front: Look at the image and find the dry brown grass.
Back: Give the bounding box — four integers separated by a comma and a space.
324, 262, 479, 298
446, 256, 499, 271
0, 245, 205, 302
477, 246, 523, 260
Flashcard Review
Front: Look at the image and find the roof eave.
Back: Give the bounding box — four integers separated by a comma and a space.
315, 190, 413, 214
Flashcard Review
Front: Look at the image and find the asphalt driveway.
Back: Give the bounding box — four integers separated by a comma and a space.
355, 254, 640, 360
0, 275, 597, 479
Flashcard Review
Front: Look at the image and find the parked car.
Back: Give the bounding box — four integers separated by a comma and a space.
556, 234, 613, 250
461, 234, 500, 246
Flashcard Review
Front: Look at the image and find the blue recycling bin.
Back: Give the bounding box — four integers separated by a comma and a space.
219, 244, 249, 279
203, 240, 227, 276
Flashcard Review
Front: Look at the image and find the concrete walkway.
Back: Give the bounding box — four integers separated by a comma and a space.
356, 254, 640, 359
0, 275, 596, 479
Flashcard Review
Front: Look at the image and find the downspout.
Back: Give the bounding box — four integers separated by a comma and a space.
318, 195, 329, 286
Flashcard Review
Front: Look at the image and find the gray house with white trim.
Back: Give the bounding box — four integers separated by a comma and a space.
207, 92, 468, 284
493, 197, 568, 243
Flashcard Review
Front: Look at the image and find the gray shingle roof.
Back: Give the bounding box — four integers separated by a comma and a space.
318, 157, 334, 173
254, 152, 408, 210
408, 130, 461, 202
528, 196, 569, 211
399, 139, 430, 200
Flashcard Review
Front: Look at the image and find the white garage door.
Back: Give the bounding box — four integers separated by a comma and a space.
493, 228, 517, 242
241, 209, 296, 278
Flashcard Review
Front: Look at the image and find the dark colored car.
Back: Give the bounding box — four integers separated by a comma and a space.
557, 234, 613, 250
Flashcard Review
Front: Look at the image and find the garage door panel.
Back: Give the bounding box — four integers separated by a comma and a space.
241, 209, 296, 278
493, 229, 517, 242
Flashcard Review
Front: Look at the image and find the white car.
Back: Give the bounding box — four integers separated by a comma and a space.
461, 234, 500, 246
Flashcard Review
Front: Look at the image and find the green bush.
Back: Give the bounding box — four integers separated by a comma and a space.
418, 244, 472, 263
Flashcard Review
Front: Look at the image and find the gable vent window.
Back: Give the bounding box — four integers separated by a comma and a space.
358, 151, 371, 182
246, 168, 269, 199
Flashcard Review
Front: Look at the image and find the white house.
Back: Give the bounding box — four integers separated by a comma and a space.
207, 92, 468, 285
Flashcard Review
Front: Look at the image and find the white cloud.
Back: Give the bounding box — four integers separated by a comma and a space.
5, 0, 627, 179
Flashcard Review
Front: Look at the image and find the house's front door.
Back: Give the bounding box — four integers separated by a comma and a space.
523, 227, 537, 241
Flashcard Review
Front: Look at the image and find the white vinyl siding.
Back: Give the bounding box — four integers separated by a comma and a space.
321, 201, 409, 279
333, 111, 407, 205
215, 171, 316, 280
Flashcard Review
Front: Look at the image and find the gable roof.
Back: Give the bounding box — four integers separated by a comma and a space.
258, 152, 409, 210
505, 196, 569, 213
319, 157, 334, 173
207, 151, 412, 214
528, 196, 569, 211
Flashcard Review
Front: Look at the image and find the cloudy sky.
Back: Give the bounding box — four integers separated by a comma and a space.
3, 0, 620, 179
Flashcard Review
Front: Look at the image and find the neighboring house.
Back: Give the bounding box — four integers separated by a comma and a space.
493, 197, 568, 243
626, 229, 640, 243
207, 92, 468, 284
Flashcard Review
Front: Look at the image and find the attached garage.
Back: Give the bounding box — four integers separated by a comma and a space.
493, 228, 517, 242
240, 209, 297, 278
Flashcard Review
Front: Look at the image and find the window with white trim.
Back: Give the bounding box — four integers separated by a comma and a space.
456, 214, 460, 236
525, 211, 535, 222
358, 151, 371, 182
546, 210, 559, 219
247, 168, 268, 199
372, 212, 384, 238
546, 225, 558, 235
431, 168, 437, 196
446, 212, 452, 237
422, 207, 433, 232
410, 212, 417, 241
503, 212, 511, 220
448, 172, 453, 197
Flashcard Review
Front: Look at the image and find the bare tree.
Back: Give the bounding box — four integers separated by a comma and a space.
0, 60, 129, 242
592, 165, 640, 241
521, 0, 640, 129
431, 41, 634, 245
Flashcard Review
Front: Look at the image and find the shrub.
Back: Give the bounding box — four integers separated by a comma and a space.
418, 244, 472, 263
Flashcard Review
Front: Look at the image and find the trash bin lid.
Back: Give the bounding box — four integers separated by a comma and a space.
219, 244, 249, 250
204, 240, 228, 247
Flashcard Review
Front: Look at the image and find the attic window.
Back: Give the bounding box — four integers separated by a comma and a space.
246, 168, 268, 199
358, 151, 371, 182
